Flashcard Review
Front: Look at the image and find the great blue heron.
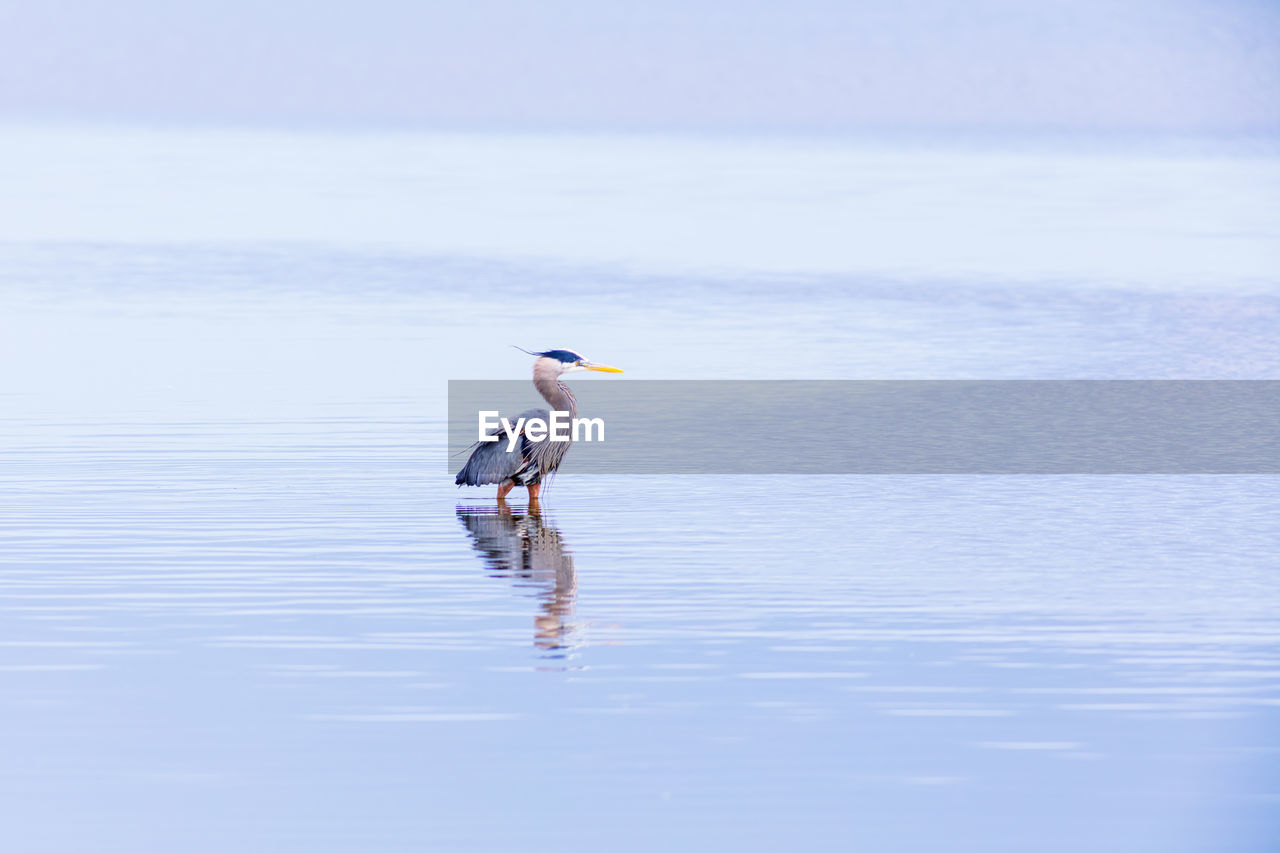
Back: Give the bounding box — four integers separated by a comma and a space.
454, 349, 623, 502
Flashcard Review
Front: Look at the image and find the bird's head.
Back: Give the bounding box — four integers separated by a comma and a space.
526, 348, 624, 376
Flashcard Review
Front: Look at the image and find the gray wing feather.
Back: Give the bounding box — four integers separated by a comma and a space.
454, 439, 528, 486
455, 408, 571, 486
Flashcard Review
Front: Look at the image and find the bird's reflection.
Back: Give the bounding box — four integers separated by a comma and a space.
456, 504, 579, 656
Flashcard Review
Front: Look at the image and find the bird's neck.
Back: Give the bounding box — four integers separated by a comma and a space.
534, 373, 577, 417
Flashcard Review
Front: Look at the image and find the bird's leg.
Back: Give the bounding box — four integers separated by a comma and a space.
496, 482, 514, 502
526, 483, 541, 506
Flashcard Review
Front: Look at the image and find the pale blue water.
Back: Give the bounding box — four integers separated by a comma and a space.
1, 127, 1278, 851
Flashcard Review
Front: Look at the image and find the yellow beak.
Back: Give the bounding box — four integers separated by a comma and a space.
584, 363, 624, 373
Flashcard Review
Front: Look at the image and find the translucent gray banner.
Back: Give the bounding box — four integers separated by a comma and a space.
448, 381, 1280, 474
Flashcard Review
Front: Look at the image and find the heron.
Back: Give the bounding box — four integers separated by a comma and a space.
454, 349, 623, 503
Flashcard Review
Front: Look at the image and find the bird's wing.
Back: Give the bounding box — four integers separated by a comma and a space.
454, 408, 549, 486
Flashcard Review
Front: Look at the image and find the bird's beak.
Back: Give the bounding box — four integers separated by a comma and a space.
583, 362, 624, 373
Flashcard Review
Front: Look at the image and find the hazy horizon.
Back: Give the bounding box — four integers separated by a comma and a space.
2, 0, 1276, 134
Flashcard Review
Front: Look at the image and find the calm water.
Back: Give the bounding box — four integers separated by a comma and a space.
1, 127, 1279, 851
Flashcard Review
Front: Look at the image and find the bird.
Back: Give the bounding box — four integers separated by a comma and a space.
454, 349, 623, 503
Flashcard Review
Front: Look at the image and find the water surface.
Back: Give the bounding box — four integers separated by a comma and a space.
1, 127, 1278, 851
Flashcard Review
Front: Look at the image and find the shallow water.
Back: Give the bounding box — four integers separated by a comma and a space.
1, 128, 1278, 851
